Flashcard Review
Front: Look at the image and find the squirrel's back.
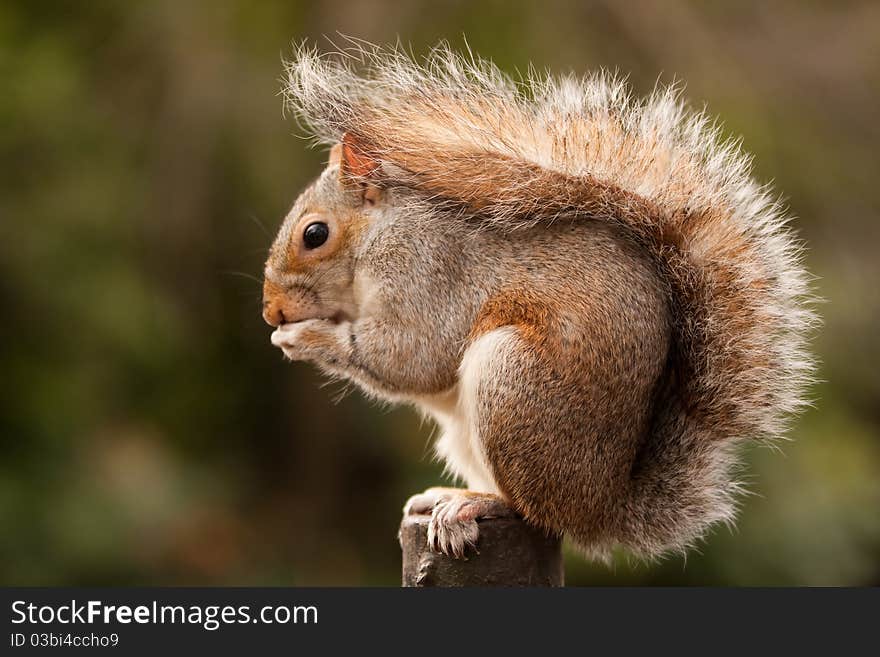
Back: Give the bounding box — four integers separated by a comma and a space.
284, 44, 818, 556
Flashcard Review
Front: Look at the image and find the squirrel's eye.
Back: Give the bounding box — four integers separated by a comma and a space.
302, 222, 329, 249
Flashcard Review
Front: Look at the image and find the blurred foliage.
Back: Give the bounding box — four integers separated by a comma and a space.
1, 0, 878, 586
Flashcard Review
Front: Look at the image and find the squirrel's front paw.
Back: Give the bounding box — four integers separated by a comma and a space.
270, 319, 341, 362
404, 488, 515, 559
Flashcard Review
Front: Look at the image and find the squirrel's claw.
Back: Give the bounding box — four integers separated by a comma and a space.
428, 496, 481, 559
405, 488, 515, 559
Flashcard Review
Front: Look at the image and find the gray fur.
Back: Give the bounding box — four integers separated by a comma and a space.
265, 43, 818, 560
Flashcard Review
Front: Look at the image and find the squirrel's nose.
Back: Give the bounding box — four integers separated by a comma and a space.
263, 279, 290, 327
263, 298, 284, 327
262, 293, 300, 327
263, 279, 319, 327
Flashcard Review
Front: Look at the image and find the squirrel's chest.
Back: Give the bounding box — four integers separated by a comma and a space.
412, 385, 498, 494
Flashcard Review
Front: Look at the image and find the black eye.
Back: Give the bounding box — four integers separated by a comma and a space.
303, 222, 329, 249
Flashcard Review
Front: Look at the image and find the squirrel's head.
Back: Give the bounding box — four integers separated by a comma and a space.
262, 134, 382, 328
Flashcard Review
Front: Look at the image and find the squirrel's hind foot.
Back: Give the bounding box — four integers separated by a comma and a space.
403, 487, 515, 559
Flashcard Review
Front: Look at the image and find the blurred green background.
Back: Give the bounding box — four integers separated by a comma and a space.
2, 0, 878, 586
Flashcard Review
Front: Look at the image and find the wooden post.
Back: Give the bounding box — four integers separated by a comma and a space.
399, 513, 564, 587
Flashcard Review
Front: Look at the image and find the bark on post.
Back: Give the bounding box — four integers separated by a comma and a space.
399, 513, 564, 587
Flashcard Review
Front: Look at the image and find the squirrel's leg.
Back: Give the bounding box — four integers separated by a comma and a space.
458, 301, 666, 552
401, 329, 537, 558
403, 380, 519, 557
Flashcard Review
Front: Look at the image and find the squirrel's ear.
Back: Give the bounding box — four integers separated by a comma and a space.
339, 133, 383, 206
340, 133, 379, 178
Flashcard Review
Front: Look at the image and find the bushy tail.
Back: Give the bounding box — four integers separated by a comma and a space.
284, 42, 818, 554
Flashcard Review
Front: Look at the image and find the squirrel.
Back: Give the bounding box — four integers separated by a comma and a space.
262, 44, 816, 561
